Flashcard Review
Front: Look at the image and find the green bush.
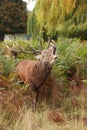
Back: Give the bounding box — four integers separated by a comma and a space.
54, 38, 87, 78
1, 38, 87, 80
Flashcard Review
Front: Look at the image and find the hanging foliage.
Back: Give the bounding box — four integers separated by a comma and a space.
27, 0, 87, 40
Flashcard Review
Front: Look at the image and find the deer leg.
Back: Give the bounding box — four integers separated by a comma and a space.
32, 90, 39, 112
32, 90, 37, 112
28, 84, 39, 112
27, 84, 36, 111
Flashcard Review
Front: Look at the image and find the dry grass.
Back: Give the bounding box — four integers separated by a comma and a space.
0, 78, 87, 130
0, 106, 87, 130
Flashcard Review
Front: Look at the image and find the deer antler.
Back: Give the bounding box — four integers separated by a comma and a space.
5, 38, 56, 59
5, 40, 41, 58
14, 41, 41, 54
46, 37, 50, 49
46, 37, 55, 49
37, 36, 43, 51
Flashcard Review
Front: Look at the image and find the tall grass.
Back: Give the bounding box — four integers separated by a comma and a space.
0, 38, 87, 130
0, 106, 86, 130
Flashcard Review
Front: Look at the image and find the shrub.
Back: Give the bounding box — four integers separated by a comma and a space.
54, 38, 87, 78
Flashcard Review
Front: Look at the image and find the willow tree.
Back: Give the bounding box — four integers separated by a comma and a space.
27, 10, 38, 38
27, 0, 87, 39
0, 0, 27, 41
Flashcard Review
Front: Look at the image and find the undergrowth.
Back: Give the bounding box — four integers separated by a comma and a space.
0, 38, 87, 130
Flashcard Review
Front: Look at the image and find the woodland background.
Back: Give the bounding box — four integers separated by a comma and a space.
0, 0, 87, 130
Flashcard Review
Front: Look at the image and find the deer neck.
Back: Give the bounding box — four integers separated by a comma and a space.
32, 60, 53, 90
36, 60, 52, 77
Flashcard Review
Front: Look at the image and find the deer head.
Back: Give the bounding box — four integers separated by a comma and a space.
36, 45, 57, 67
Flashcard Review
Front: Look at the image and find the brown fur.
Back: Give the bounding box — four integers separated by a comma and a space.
16, 60, 52, 111
16, 46, 57, 112
16, 60, 51, 85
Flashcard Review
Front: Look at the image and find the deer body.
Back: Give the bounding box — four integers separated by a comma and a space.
16, 60, 51, 87
16, 46, 57, 112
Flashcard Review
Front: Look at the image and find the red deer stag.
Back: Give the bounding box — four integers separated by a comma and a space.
16, 43, 57, 112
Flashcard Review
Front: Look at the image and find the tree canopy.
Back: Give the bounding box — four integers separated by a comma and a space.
27, 0, 87, 40
0, 0, 27, 40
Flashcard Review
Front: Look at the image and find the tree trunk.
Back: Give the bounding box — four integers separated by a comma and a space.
0, 33, 4, 41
